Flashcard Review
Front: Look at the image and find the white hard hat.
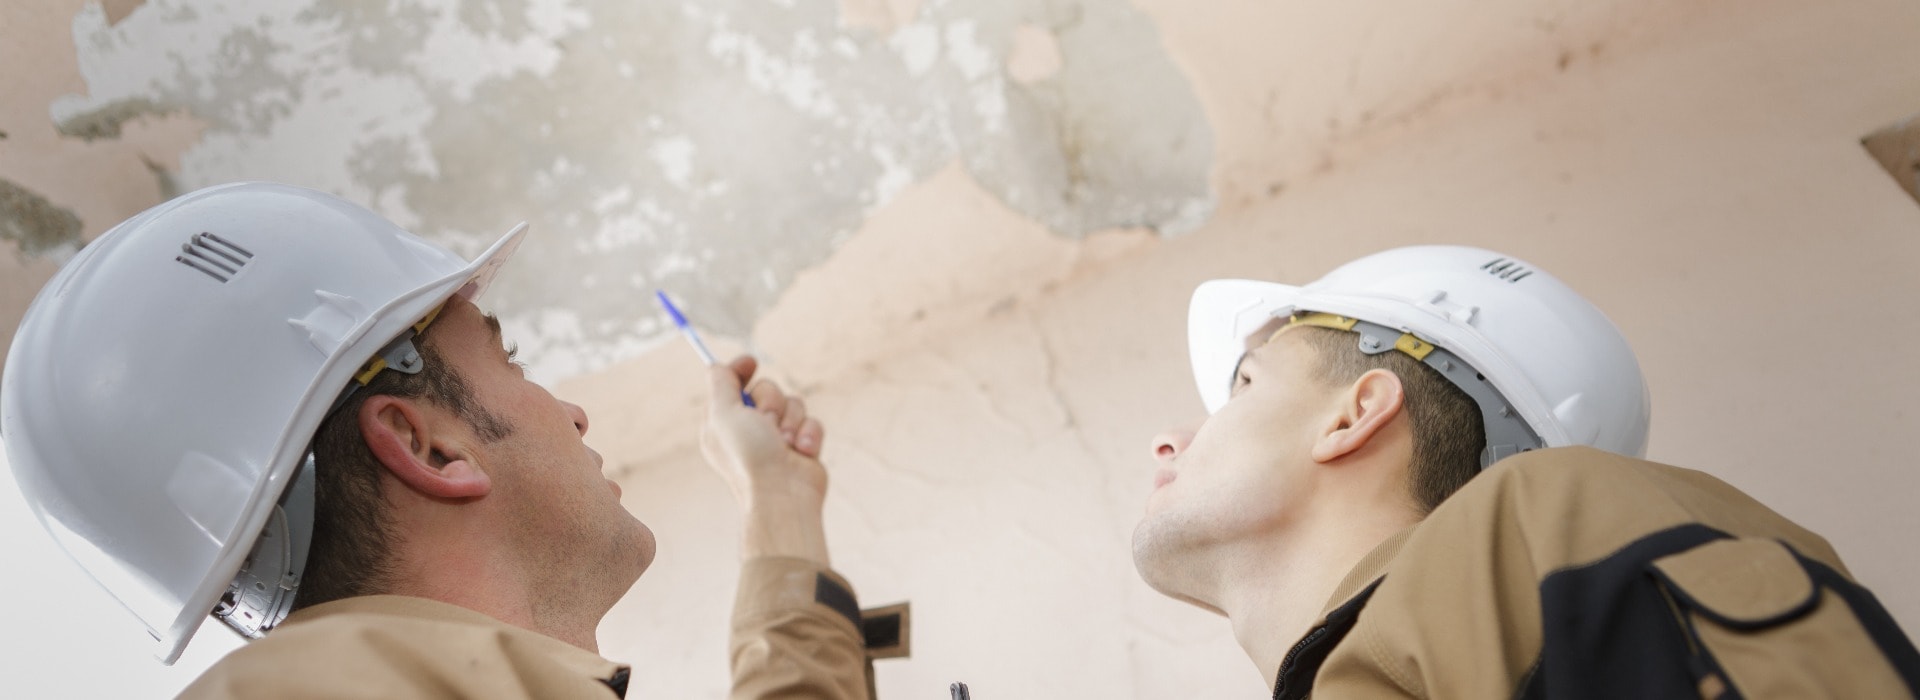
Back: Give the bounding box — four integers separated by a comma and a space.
1187, 245, 1650, 465
0, 182, 526, 663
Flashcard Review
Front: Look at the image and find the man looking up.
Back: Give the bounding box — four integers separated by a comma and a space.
1135, 246, 1919, 698
1, 183, 870, 698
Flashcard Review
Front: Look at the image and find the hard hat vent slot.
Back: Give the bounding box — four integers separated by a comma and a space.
175, 232, 254, 283
1479, 257, 1533, 283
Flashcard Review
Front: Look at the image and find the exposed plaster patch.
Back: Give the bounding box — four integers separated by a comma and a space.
752, 163, 1156, 387
139, 154, 181, 200
0, 178, 84, 261
1006, 24, 1062, 84
102, 0, 146, 26
837, 0, 922, 34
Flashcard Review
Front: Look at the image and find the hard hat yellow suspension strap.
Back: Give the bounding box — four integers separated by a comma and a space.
1285, 312, 1358, 332
1279, 312, 1436, 361
350, 360, 387, 386
349, 302, 446, 386
325, 302, 449, 420
1272, 310, 1544, 468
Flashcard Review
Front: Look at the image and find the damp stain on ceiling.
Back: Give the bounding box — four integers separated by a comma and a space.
51, 0, 1215, 381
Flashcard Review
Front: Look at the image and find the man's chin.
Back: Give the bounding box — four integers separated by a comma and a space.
1129, 520, 1228, 615
624, 522, 659, 580
1128, 522, 1178, 592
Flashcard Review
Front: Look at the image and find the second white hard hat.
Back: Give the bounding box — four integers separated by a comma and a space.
1, 182, 525, 663
1187, 245, 1651, 465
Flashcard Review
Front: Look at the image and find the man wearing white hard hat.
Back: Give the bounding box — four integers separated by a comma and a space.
1, 183, 872, 698
1135, 246, 1919, 698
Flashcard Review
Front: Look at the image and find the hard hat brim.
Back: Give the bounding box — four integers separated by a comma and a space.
1188, 278, 1305, 415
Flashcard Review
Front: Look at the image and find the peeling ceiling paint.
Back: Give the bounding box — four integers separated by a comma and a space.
52, 0, 1214, 381
0, 178, 83, 262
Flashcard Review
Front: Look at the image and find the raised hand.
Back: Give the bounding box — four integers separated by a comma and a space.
699, 355, 832, 563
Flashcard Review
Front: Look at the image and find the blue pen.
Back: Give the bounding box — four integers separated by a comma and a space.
655, 290, 757, 408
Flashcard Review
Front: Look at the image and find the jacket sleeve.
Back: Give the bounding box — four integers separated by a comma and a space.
729, 556, 872, 700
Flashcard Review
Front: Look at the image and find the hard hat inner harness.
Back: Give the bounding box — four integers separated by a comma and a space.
322, 302, 447, 419
1280, 312, 1545, 469
218, 302, 449, 641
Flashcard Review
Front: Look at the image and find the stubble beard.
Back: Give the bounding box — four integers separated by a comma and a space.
1130, 510, 1221, 613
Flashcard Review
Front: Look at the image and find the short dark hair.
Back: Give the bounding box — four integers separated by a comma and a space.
294, 330, 512, 610
1290, 326, 1485, 514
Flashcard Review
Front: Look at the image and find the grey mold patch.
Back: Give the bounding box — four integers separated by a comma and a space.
0, 178, 84, 260
56, 0, 1213, 380
141, 155, 182, 200
53, 97, 176, 141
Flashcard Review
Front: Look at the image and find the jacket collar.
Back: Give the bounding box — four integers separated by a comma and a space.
1271, 526, 1418, 700
284, 595, 630, 696
1320, 525, 1415, 619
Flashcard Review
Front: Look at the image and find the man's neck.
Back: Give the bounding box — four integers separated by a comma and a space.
387, 536, 614, 654
1213, 504, 1419, 682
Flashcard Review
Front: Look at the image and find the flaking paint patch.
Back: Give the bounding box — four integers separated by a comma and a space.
889, 23, 940, 75
53, 97, 175, 142
57, 0, 1213, 383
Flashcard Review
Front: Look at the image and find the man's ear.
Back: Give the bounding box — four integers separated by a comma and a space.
1310, 369, 1407, 464
359, 395, 492, 499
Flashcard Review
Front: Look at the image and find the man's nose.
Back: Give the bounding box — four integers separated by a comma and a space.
564, 400, 590, 437
1149, 419, 1202, 463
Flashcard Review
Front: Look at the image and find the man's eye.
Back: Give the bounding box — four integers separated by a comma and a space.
506, 343, 525, 369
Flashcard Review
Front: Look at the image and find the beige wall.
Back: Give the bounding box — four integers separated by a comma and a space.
3, 0, 1917, 697
573, 1, 1920, 696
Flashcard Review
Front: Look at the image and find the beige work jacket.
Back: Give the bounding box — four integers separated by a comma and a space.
180, 556, 869, 699
1274, 447, 1918, 699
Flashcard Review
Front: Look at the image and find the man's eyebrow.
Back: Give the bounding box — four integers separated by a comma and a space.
483, 312, 504, 345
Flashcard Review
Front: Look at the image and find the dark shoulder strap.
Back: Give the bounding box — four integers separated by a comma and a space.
1272, 578, 1383, 700
1520, 524, 1920, 700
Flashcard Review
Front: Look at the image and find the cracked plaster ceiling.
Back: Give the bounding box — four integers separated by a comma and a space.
44, 0, 1215, 382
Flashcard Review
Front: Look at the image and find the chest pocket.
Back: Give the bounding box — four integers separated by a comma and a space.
1649, 537, 1919, 699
